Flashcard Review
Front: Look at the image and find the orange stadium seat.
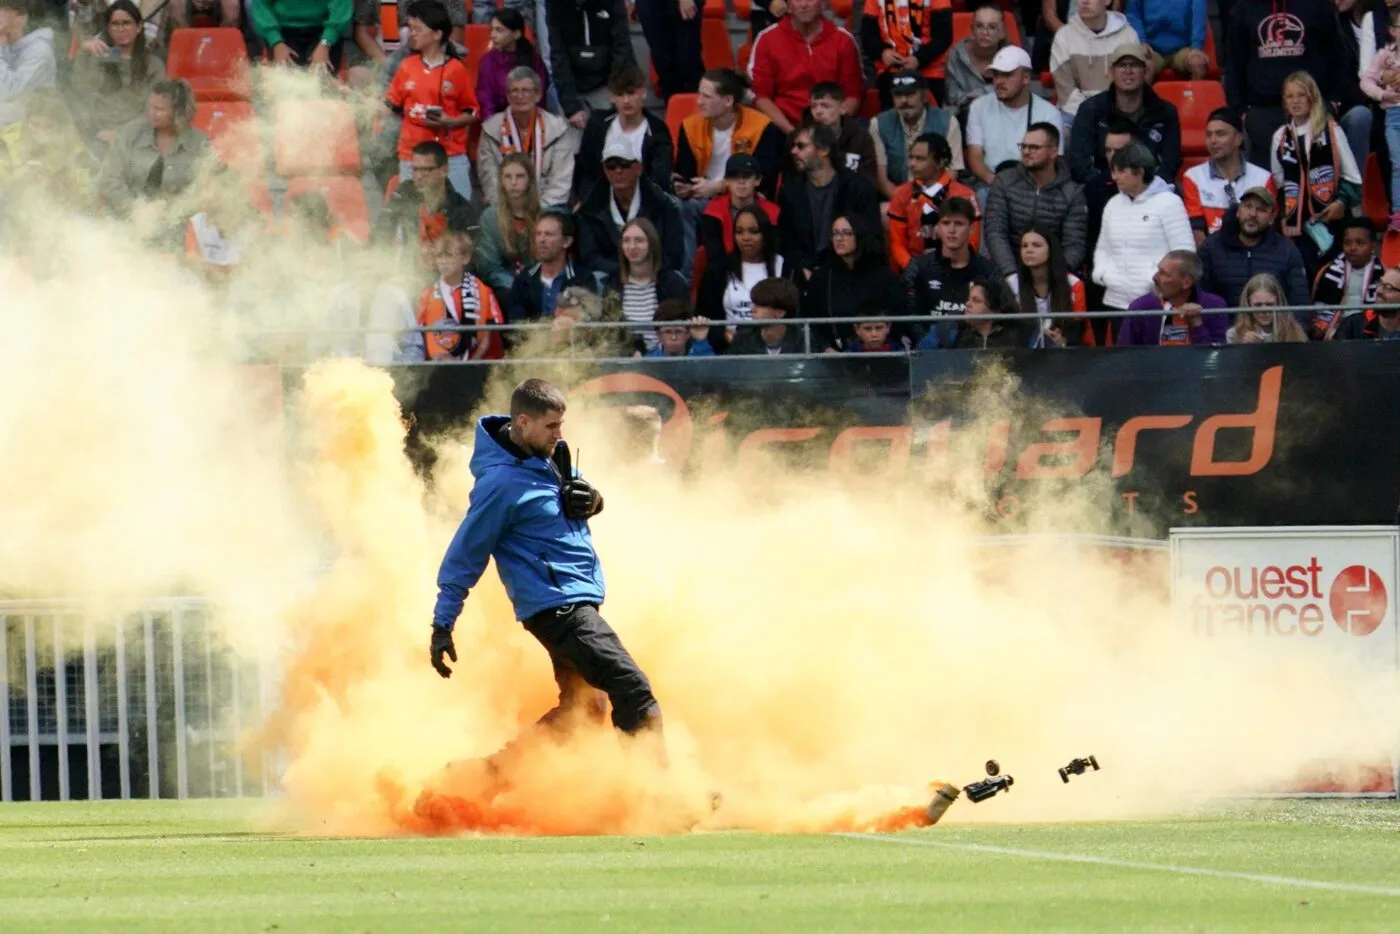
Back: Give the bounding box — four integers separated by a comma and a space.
859, 87, 881, 119
1152, 80, 1225, 158
166, 28, 252, 101
380, 2, 399, 46
830, 0, 854, 22
285, 176, 372, 242
736, 40, 752, 72
1364, 154, 1390, 228
273, 100, 362, 177
702, 17, 735, 69
1382, 230, 1400, 268
462, 23, 491, 83
951, 10, 1022, 50
665, 93, 698, 145
704, 0, 728, 17
191, 100, 264, 173
731, 0, 750, 16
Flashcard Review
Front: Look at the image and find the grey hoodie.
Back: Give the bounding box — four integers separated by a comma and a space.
0, 27, 56, 126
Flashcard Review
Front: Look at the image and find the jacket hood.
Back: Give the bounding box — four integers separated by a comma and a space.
1133, 175, 1176, 201
470, 415, 556, 480
1069, 10, 1130, 37
10, 27, 54, 54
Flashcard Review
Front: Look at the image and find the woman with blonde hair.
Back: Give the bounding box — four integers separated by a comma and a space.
1227, 274, 1309, 344
1270, 71, 1363, 273
474, 152, 541, 294
97, 77, 208, 216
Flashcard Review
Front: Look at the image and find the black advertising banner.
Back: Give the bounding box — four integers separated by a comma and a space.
344, 343, 1400, 537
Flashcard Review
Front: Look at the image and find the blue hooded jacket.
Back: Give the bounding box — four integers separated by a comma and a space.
432, 415, 606, 629
1126, 0, 1206, 58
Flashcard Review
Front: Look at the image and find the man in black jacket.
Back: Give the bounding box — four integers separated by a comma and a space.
904, 197, 998, 348
574, 138, 685, 278
374, 141, 475, 271
727, 278, 807, 354
505, 212, 593, 332
1198, 187, 1311, 310
545, 0, 637, 130
1067, 44, 1181, 185
779, 123, 881, 276
573, 65, 674, 203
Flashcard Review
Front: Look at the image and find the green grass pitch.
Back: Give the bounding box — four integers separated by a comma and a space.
1, 799, 1399, 932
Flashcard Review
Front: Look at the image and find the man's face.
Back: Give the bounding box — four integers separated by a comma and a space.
0, 7, 21, 35
808, 95, 843, 129
514, 409, 565, 458
937, 214, 971, 252
1376, 271, 1400, 314
893, 89, 923, 122
1103, 131, 1133, 172
534, 218, 567, 261
1204, 120, 1242, 162
411, 155, 447, 192
727, 173, 760, 202
1077, 0, 1108, 18
855, 321, 891, 348
992, 68, 1029, 102
787, 0, 820, 24
507, 79, 541, 112
657, 324, 690, 355
1152, 257, 1190, 299
605, 158, 642, 194
753, 303, 786, 345
1343, 228, 1376, 269
1237, 197, 1276, 237
1019, 130, 1054, 171
1111, 57, 1146, 94
790, 132, 823, 173
908, 141, 938, 182
611, 86, 645, 120
696, 78, 730, 120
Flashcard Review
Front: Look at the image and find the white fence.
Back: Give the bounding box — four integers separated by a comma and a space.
0, 599, 277, 802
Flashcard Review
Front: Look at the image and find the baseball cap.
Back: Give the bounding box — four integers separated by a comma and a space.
889, 69, 926, 93
1240, 186, 1276, 210
601, 138, 641, 164
1206, 107, 1243, 132
988, 46, 1032, 74
1110, 43, 1149, 66
724, 153, 761, 178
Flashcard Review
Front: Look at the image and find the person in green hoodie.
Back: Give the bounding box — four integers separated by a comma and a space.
251, 0, 351, 72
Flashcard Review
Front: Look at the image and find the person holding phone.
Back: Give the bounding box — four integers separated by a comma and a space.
71, 0, 165, 148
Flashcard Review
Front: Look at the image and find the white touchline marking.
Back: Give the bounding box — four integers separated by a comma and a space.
834, 833, 1400, 897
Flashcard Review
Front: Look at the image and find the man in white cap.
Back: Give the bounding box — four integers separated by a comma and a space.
574, 136, 684, 279
965, 45, 1062, 198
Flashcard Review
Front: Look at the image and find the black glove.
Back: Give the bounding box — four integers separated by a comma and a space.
562, 478, 602, 519
430, 626, 457, 678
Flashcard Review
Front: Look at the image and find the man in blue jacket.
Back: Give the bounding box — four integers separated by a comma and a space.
430, 378, 663, 743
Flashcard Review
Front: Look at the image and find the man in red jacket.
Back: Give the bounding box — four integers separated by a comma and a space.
748, 0, 863, 134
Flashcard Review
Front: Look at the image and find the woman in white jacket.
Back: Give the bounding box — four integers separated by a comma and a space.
1092, 140, 1195, 344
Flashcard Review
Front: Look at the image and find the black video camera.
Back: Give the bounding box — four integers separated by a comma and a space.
1058, 755, 1100, 783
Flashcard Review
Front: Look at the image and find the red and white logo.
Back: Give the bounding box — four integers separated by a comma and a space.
1328, 565, 1388, 636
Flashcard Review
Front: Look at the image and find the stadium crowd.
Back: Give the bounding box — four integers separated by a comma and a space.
3, 0, 1400, 360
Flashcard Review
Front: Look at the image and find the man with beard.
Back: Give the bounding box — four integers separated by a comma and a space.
871, 69, 965, 200
1198, 186, 1310, 309
1180, 108, 1274, 247
983, 121, 1087, 276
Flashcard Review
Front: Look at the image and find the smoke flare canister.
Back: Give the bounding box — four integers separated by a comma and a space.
925, 782, 960, 825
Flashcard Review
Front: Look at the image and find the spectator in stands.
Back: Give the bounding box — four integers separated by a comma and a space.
1271, 70, 1363, 273
1228, 273, 1309, 342
0, 0, 55, 132
846, 303, 904, 352
648, 299, 715, 357
252, 0, 352, 71
635, 0, 703, 102
180, 166, 266, 286
346, 0, 387, 86
1050, 0, 1140, 125
0, 90, 97, 216
1310, 217, 1383, 337
1337, 269, 1400, 338
779, 123, 882, 277
965, 46, 1062, 195
944, 0, 1006, 118
375, 140, 475, 271
1362, 10, 1400, 231
872, 70, 965, 201
576, 137, 684, 278
804, 81, 879, 185
604, 217, 689, 352
904, 196, 998, 347
478, 67, 577, 210
1067, 43, 1180, 185
727, 277, 805, 355
475, 153, 540, 295
859, 0, 953, 109
385, 1, 477, 199
506, 211, 591, 324
677, 69, 783, 202
575, 65, 673, 203
1226, 0, 1359, 164
933, 277, 1022, 348
416, 230, 506, 361
71, 2, 165, 148
169, 0, 242, 33
548, 284, 635, 355
473, 0, 526, 39
1092, 141, 1194, 341
1125, 0, 1209, 81
1083, 117, 1135, 264
1340, 0, 1388, 77
886, 131, 977, 271
748, 0, 863, 135
805, 214, 904, 350
1181, 108, 1274, 246
1117, 249, 1230, 345
97, 77, 208, 216
476, 9, 550, 121
1198, 186, 1312, 308
697, 153, 780, 265
983, 122, 1088, 276
696, 204, 792, 345
1007, 224, 1091, 347
546, 0, 636, 130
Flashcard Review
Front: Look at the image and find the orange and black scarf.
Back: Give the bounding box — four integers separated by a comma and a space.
1275, 121, 1341, 239
1310, 251, 1382, 339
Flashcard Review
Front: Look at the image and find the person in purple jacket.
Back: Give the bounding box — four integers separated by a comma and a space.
476, 9, 550, 121
1118, 249, 1230, 346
